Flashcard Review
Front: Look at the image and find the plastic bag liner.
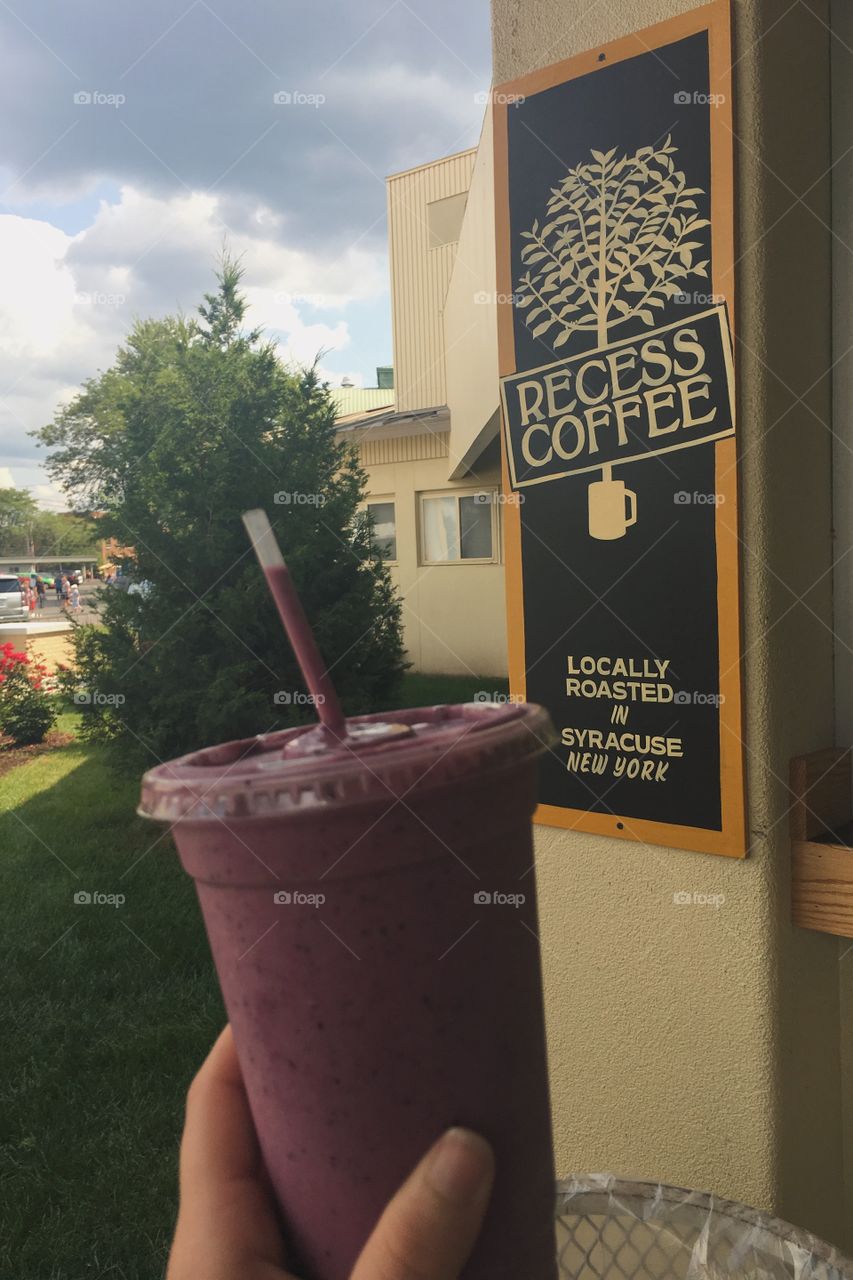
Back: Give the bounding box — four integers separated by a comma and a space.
555, 1175, 853, 1280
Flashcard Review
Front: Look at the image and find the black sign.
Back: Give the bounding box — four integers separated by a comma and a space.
494, 7, 746, 856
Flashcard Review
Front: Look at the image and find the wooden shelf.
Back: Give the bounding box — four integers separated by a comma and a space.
790, 748, 853, 939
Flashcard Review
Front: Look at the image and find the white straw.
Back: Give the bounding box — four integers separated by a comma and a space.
242, 509, 286, 570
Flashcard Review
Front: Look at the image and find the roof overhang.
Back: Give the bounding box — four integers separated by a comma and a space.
335, 405, 450, 443
448, 407, 501, 479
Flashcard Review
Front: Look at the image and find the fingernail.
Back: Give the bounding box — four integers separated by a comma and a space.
425, 1128, 494, 1205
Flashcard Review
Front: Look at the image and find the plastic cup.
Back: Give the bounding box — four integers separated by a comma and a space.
139, 701, 557, 1280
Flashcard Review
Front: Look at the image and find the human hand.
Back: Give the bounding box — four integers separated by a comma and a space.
167, 1025, 495, 1280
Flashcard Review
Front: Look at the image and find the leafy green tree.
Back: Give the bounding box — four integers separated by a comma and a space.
31, 511, 99, 559
0, 488, 37, 556
0, 489, 97, 559
35, 258, 406, 763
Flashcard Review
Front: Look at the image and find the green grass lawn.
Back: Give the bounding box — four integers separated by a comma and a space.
0, 730, 224, 1280
393, 671, 508, 708
0, 673, 506, 1279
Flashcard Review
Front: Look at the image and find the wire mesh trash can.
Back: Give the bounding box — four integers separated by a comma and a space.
556, 1175, 853, 1280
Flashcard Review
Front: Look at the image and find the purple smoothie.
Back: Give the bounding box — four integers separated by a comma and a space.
139, 702, 557, 1280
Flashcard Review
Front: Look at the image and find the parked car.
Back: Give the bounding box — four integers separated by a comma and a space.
0, 575, 27, 621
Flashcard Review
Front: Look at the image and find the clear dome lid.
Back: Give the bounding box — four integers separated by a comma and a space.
138, 701, 555, 823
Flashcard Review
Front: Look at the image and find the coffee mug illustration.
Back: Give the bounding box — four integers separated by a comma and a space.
587, 465, 637, 540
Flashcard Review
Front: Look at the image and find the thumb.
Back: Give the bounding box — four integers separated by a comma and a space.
350, 1128, 494, 1280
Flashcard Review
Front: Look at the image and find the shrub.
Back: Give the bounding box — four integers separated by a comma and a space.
0, 643, 56, 746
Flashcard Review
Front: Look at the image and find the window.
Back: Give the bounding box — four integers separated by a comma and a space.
426, 192, 468, 248
419, 490, 497, 564
365, 500, 397, 562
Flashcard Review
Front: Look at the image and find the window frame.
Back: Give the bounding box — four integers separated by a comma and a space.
363, 496, 398, 565
417, 487, 500, 567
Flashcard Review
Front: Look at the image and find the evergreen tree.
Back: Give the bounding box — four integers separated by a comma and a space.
35, 260, 406, 763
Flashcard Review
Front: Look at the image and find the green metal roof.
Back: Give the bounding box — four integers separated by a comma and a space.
330, 386, 396, 419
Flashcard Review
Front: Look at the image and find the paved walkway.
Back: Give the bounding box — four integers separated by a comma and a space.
32, 580, 103, 626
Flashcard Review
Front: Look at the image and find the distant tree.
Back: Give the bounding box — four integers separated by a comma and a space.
0, 492, 98, 560
515, 136, 710, 349
31, 512, 99, 559
34, 258, 406, 763
0, 488, 37, 556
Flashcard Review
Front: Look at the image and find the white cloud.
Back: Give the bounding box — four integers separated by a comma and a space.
0, 466, 65, 510
31, 481, 70, 512
67, 186, 385, 317
327, 64, 480, 137
0, 186, 388, 501
0, 1, 489, 249
275, 323, 350, 367
0, 218, 80, 359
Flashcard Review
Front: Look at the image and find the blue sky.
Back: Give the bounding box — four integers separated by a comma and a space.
0, 0, 492, 506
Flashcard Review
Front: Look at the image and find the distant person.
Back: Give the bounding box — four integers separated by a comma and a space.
27, 583, 36, 616
70, 581, 80, 613
55, 577, 63, 604
36, 578, 46, 610
60, 575, 70, 611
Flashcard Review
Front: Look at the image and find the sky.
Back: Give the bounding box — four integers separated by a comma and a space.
0, 0, 492, 508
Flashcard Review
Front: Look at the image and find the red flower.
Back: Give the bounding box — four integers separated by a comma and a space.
0, 643, 49, 694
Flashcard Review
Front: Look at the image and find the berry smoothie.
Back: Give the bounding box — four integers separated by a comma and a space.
140, 701, 557, 1280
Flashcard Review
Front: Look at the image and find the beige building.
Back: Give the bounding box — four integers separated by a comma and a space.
339, 0, 853, 1252
489, 0, 853, 1257
336, 145, 507, 677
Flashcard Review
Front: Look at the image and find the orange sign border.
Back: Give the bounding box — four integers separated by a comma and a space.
493, 0, 747, 858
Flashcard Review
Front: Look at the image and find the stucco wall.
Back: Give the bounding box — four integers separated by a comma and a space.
492, 0, 846, 1248
358, 438, 508, 676
0, 623, 74, 674
27, 630, 74, 673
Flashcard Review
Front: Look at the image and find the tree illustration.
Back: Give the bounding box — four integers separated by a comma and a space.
516, 136, 710, 350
